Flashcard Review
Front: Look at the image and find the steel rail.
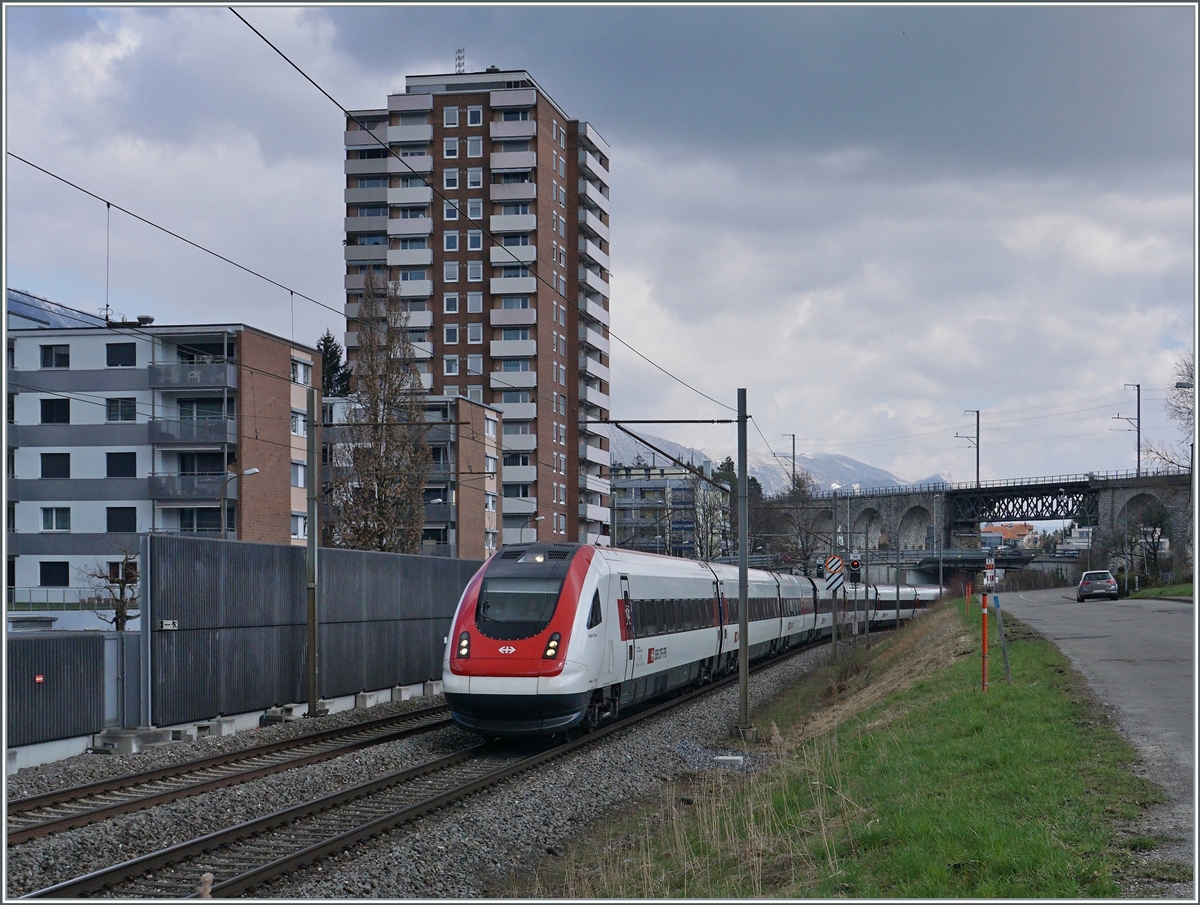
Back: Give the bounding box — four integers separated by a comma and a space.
7, 704, 451, 844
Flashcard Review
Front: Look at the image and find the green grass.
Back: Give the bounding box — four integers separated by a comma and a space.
1129, 582, 1192, 599
511, 603, 1171, 898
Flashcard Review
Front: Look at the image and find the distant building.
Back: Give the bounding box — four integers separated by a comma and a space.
6, 299, 320, 607
610, 461, 730, 559
321, 394, 502, 559
342, 68, 612, 547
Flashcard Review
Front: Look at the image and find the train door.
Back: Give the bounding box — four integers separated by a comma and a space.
620, 575, 636, 684
581, 586, 606, 688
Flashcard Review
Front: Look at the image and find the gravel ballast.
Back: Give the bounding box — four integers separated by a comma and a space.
6, 646, 831, 898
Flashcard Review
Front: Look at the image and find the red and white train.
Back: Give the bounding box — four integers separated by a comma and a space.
442, 542, 938, 737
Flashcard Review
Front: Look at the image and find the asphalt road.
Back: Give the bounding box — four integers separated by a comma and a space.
997, 586, 1195, 883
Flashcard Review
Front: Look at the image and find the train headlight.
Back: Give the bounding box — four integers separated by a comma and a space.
457, 631, 470, 659
543, 632, 561, 659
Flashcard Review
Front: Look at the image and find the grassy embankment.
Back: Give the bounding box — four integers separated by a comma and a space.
510, 601, 1178, 898
1129, 582, 1193, 599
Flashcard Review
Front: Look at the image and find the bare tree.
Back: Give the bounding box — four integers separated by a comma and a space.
1146, 350, 1194, 468
689, 471, 730, 561
77, 551, 139, 631
326, 273, 431, 553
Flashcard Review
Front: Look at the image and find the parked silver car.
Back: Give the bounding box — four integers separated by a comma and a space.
1077, 570, 1119, 601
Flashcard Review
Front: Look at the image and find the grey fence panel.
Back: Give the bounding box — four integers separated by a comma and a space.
7, 633, 105, 747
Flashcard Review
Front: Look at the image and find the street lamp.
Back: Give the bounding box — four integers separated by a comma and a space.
220, 468, 259, 540
655, 533, 663, 555
521, 514, 545, 542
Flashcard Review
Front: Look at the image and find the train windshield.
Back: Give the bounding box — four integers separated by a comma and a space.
475, 577, 565, 640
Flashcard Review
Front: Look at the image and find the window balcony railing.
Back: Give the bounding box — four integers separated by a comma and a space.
148, 473, 228, 501
149, 418, 237, 446
7, 587, 128, 611
148, 362, 237, 389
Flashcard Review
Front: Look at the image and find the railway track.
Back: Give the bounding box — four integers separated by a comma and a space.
7, 704, 453, 845
24, 644, 828, 899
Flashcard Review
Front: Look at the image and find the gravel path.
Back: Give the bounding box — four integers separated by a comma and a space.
6, 646, 831, 898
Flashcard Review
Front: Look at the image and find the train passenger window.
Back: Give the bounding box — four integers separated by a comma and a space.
643, 601, 657, 636
587, 590, 602, 629
681, 599, 693, 632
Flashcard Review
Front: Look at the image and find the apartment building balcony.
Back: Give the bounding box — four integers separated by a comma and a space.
387, 248, 433, 267
388, 218, 433, 236
387, 186, 433, 205
490, 339, 537, 359
502, 433, 538, 452
579, 503, 610, 524
490, 87, 537, 108
345, 187, 387, 204
581, 384, 610, 410
495, 401, 536, 420
405, 310, 434, 329
148, 473, 227, 501
583, 297, 611, 328
490, 307, 537, 327
490, 119, 538, 140
580, 267, 610, 298
490, 244, 537, 265
579, 237, 609, 270
490, 276, 537, 294
344, 127, 389, 146
410, 341, 434, 359
579, 148, 609, 180
345, 245, 389, 262
423, 502, 452, 523
345, 215, 389, 233
580, 325, 610, 355
420, 372, 434, 390
580, 472, 611, 495
148, 362, 237, 389
578, 208, 609, 243
387, 93, 433, 112
490, 182, 537, 203
149, 417, 237, 446
581, 530, 610, 547
580, 443, 610, 467
397, 280, 434, 298
580, 122, 612, 159
579, 179, 611, 215
345, 156, 432, 176
490, 213, 537, 233
580, 355, 610, 382
387, 124, 433, 144
490, 151, 537, 172
502, 496, 537, 515
491, 370, 537, 390
502, 464, 538, 483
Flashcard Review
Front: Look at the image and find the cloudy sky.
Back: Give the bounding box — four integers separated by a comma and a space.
5, 5, 1195, 485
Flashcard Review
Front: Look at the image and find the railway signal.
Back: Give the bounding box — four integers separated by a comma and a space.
848, 558, 861, 583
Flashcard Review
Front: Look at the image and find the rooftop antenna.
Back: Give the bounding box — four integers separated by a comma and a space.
455, 48, 465, 74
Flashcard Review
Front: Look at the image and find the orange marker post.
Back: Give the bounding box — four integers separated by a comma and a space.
965, 581, 972, 615
981, 591, 989, 692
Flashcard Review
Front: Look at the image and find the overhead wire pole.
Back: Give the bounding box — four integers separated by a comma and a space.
737, 389, 753, 741
1114, 384, 1141, 477
956, 410, 981, 488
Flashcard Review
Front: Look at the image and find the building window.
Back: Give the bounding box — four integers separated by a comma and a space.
444, 384, 459, 396
466, 230, 483, 251
444, 231, 459, 251
467, 385, 483, 402
39, 562, 69, 587
107, 507, 137, 533
466, 136, 483, 158
40, 398, 70, 424
444, 106, 459, 127
291, 462, 306, 488
484, 530, 497, 551
501, 295, 530, 309
108, 561, 138, 582
443, 169, 459, 190
485, 418, 497, 438
106, 452, 136, 478
467, 323, 483, 344
40, 453, 70, 479
503, 109, 529, 122
501, 359, 532, 372
291, 360, 312, 386
485, 492, 497, 512
400, 206, 429, 219
485, 456, 497, 474
400, 236, 427, 249
291, 411, 308, 437
291, 514, 308, 539
41, 507, 71, 532
503, 483, 530, 497
443, 200, 459, 220
443, 324, 459, 345
443, 137, 459, 158
501, 265, 530, 279
106, 343, 136, 367
444, 260, 460, 282
467, 106, 483, 126
444, 293, 459, 314
40, 344, 70, 369
358, 176, 387, 187
466, 167, 483, 188
7, 393, 14, 424
467, 292, 483, 313
466, 353, 483, 376
467, 198, 483, 219
467, 261, 483, 282
444, 355, 459, 376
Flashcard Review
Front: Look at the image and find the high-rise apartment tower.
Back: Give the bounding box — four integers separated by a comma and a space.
343, 69, 611, 545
